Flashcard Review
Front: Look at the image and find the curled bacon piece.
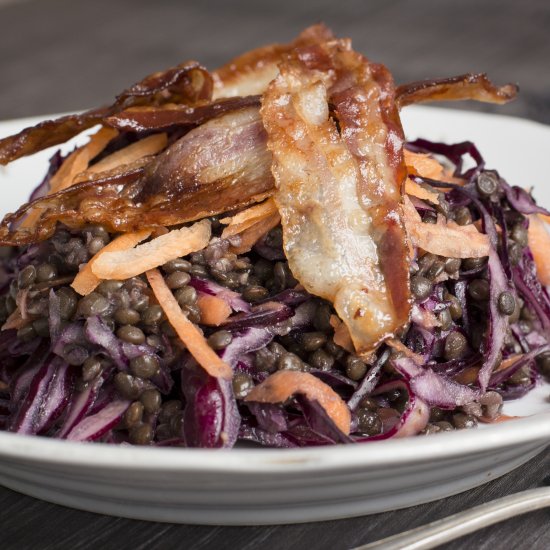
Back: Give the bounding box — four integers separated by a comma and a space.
0, 62, 213, 165
0, 107, 274, 245
396, 73, 518, 108
212, 24, 334, 99
261, 41, 411, 355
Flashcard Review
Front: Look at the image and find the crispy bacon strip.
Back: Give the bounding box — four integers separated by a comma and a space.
212, 24, 334, 99
0, 62, 212, 165
396, 73, 518, 108
261, 41, 411, 354
0, 107, 274, 245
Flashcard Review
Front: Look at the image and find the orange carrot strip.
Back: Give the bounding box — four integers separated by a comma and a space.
479, 414, 521, 424
197, 294, 232, 326
75, 133, 167, 181
405, 178, 440, 204
403, 195, 490, 258
528, 213, 550, 285
146, 268, 232, 380
71, 229, 152, 295
329, 314, 354, 353
244, 370, 351, 434
221, 198, 279, 238
229, 212, 281, 254
91, 219, 211, 280
1, 308, 29, 331
404, 150, 445, 180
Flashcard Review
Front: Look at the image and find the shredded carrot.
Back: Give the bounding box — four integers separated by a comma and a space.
329, 315, 354, 353
404, 150, 445, 180
479, 414, 521, 424
528, 214, 550, 286
386, 338, 425, 365
405, 178, 440, 204
403, 195, 490, 258
20, 126, 117, 230
221, 198, 279, 238
91, 219, 211, 280
146, 268, 232, 379
245, 370, 351, 434
71, 229, 152, 295
1, 308, 28, 331
74, 133, 167, 181
196, 294, 232, 326
229, 212, 281, 254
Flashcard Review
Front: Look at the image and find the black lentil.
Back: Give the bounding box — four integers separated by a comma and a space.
77, 292, 111, 317
182, 303, 201, 324
159, 400, 182, 423
35, 263, 57, 283
175, 286, 197, 307
310, 349, 335, 371
462, 257, 487, 271
32, 317, 50, 338
356, 409, 382, 436
189, 264, 208, 278
358, 397, 378, 411
130, 355, 159, 379
425, 260, 445, 280
129, 422, 153, 445
325, 340, 346, 361
447, 295, 463, 320
64, 344, 89, 366
114, 372, 142, 399
468, 279, 490, 301
82, 357, 102, 381
117, 325, 146, 344
123, 401, 144, 428
476, 172, 499, 196
253, 259, 273, 281
536, 352, 550, 378
444, 258, 461, 274
452, 413, 478, 429
460, 401, 483, 417
169, 411, 185, 436
162, 258, 192, 273
114, 307, 140, 325
242, 285, 269, 302
455, 206, 473, 226
141, 304, 164, 325
509, 367, 531, 385
429, 407, 445, 422
140, 389, 162, 414
277, 352, 303, 371
444, 331, 468, 360
87, 237, 106, 256
498, 291, 516, 316
345, 356, 367, 381
97, 280, 124, 296
208, 330, 233, 350
438, 308, 452, 330
232, 372, 254, 398
313, 302, 332, 332
165, 271, 191, 289
510, 223, 528, 247
17, 324, 36, 342
410, 275, 432, 300
508, 242, 523, 266
18, 265, 36, 289
301, 332, 327, 352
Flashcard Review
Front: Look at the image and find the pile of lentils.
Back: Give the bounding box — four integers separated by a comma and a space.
0, 192, 549, 444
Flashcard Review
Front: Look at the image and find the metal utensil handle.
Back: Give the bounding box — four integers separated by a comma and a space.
353, 487, 550, 550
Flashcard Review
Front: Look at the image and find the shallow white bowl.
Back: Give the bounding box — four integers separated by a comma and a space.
0, 106, 549, 525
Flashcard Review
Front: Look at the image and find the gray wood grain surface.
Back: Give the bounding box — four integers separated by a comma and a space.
0, 1, 549, 548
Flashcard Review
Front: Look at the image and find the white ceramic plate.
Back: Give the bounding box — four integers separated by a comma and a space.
0, 106, 549, 525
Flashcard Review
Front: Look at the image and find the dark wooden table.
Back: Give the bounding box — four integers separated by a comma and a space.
1, 1, 549, 548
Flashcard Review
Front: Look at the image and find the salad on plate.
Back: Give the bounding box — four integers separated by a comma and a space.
0, 24, 549, 448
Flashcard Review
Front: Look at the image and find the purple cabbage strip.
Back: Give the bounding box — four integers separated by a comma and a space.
347, 348, 389, 410
188, 277, 250, 312
181, 366, 240, 448
501, 180, 550, 216
295, 395, 353, 444
238, 421, 297, 448
393, 356, 480, 408
219, 327, 274, 368
58, 374, 105, 438
489, 344, 549, 387
85, 316, 126, 369
221, 301, 293, 331
65, 399, 130, 441
246, 401, 288, 433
